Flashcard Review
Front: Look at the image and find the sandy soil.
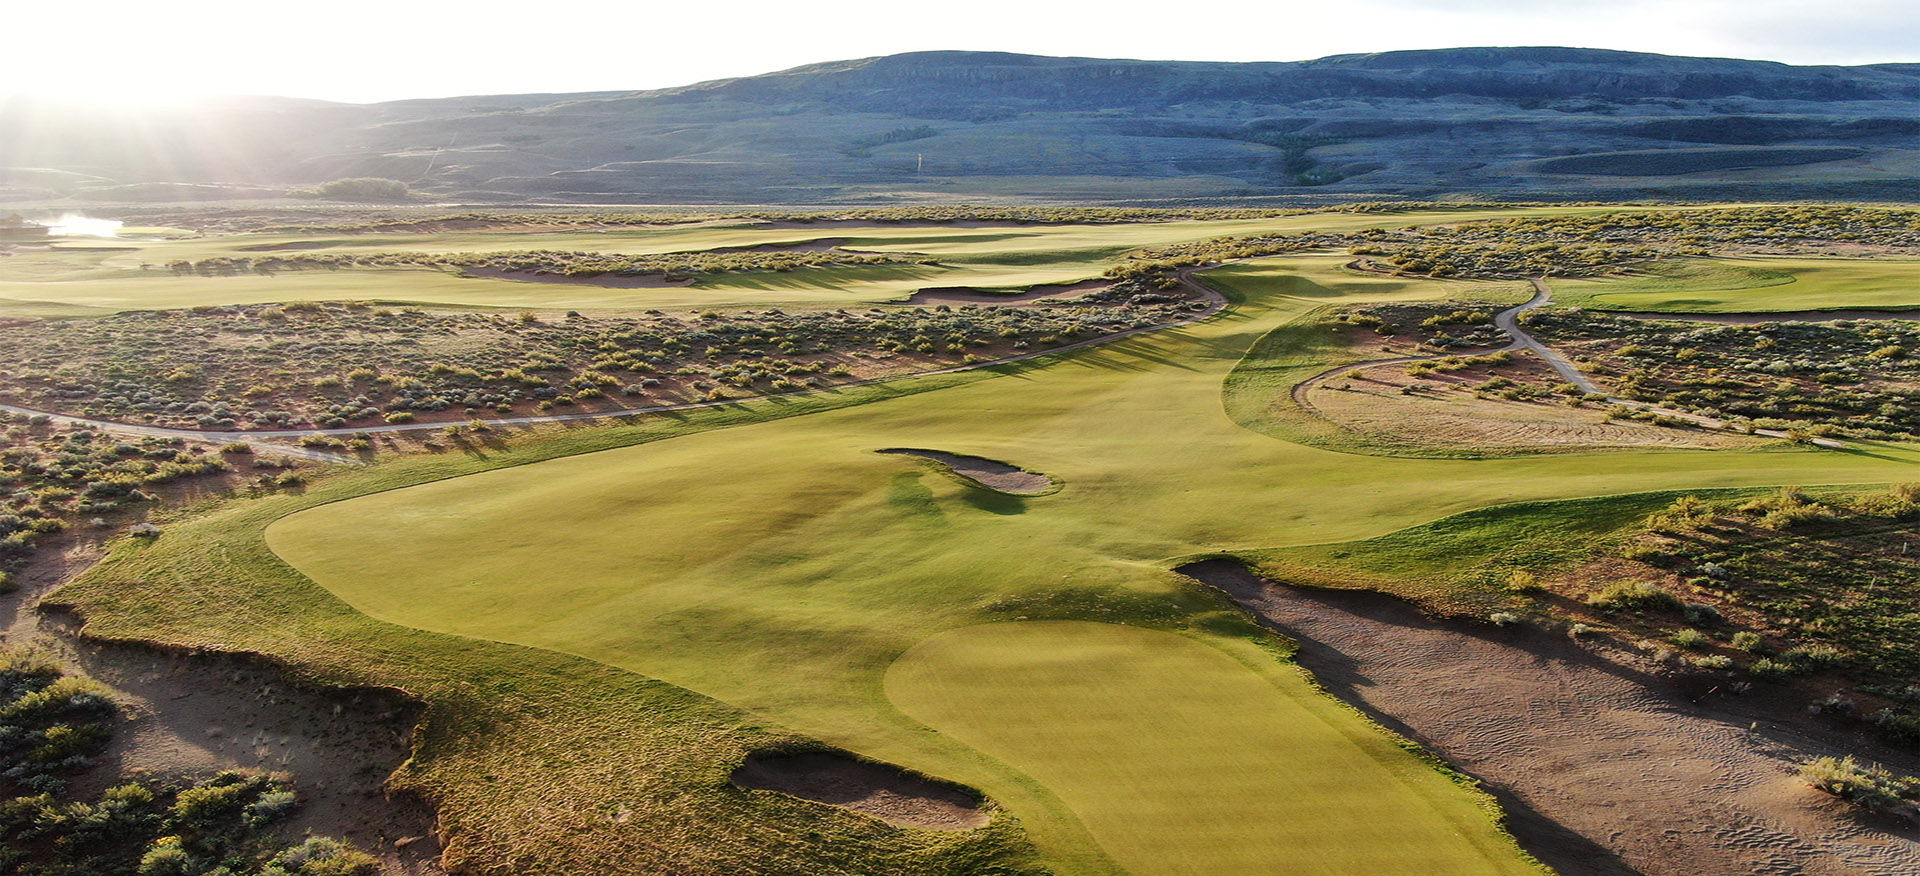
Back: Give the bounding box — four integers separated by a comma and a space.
1304, 355, 1764, 452
900, 279, 1113, 307
877, 448, 1053, 494
699, 238, 848, 254
5, 537, 443, 875
456, 265, 695, 288
1181, 560, 1920, 876
731, 751, 989, 830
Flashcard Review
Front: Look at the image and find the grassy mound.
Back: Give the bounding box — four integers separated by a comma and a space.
886, 621, 1545, 876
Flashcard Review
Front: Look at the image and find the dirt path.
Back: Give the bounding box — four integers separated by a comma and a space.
1181, 560, 1920, 876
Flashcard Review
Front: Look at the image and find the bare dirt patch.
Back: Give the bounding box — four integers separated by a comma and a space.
1305, 354, 1763, 452
5, 538, 443, 875
1180, 559, 1920, 876
878, 448, 1053, 494
900, 279, 1111, 307
731, 750, 989, 831
456, 265, 695, 288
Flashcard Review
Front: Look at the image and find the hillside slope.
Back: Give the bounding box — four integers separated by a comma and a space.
3, 47, 1917, 204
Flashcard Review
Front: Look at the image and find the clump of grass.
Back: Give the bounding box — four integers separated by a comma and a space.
1488, 612, 1522, 627
1738, 487, 1833, 530
1501, 570, 1543, 595
1749, 643, 1850, 679
1586, 581, 1683, 613
1668, 628, 1710, 651
1731, 631, 1767, 653
1859, 482, 1920, 519
1799, 756, 1920, 814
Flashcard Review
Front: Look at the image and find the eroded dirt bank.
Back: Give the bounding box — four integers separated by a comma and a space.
1181, 559, 1920, 876
5, 538, 443, 875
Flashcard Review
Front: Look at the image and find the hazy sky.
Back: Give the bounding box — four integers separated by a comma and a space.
15, 0, 1919, 104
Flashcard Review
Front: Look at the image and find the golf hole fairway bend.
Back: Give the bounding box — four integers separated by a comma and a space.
883, 621, 1543, 876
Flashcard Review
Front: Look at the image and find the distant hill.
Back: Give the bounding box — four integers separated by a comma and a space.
3, 47, 1917, 205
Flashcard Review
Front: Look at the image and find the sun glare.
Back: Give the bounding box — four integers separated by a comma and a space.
6, 79, 214, 110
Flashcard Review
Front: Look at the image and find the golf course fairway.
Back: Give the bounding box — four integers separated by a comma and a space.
261, 254, 1920, 875
886, 621, 1540, 876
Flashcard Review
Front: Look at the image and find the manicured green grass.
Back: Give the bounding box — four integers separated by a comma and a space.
1555, 257, 1920, 313
886, 621, 1542, 876
0, 204, 1665, 317
249, 254, 1920, 874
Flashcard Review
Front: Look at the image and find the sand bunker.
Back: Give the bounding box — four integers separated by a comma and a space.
700, 238, 848, 254
1179, 560, 1920, 876
457, 266, 695, 288
901, 279, 1111, 307
878, 448, 1053, 494
731, 750, 989, 831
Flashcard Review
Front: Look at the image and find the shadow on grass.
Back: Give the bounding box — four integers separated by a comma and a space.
961, 489, 1027, 516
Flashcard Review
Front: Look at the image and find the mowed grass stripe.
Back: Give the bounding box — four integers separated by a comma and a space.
886, 622, 1542, 876
1554, 256, 1920, 313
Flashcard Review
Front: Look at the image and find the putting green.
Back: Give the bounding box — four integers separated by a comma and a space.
1554, 257, 1920, 313
886, 621, 1539, 876
265, 253, 1920, 873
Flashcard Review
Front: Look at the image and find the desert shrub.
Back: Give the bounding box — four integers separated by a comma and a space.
1502, 570, 1543, 595
1683, 603, 1723, 626
1731, 631, 1766, 652
1782, 643, 1849, 669
1669, 628, 1710, 651
1750, 657, 1807, 679
1691, 654, 1734, 670
1799, 756, 1919, 813
260, 836, 381, 876
1586, 581, 1683, 613
1871, 710, 1920, 746
1488, 612, 1522, 627
1739, 487, 1834, 529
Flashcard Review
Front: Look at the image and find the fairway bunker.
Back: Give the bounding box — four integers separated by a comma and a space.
456, 265, 696, 288
901, 279, 1111, 307
1178, 559, 1920, 876
731, 750, 990, 831
877, 448, 1053, 495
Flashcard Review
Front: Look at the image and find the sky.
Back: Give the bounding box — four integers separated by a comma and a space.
12, 0, 1919, 105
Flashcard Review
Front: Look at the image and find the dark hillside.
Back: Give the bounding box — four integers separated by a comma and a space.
3, 47, 1916, 204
